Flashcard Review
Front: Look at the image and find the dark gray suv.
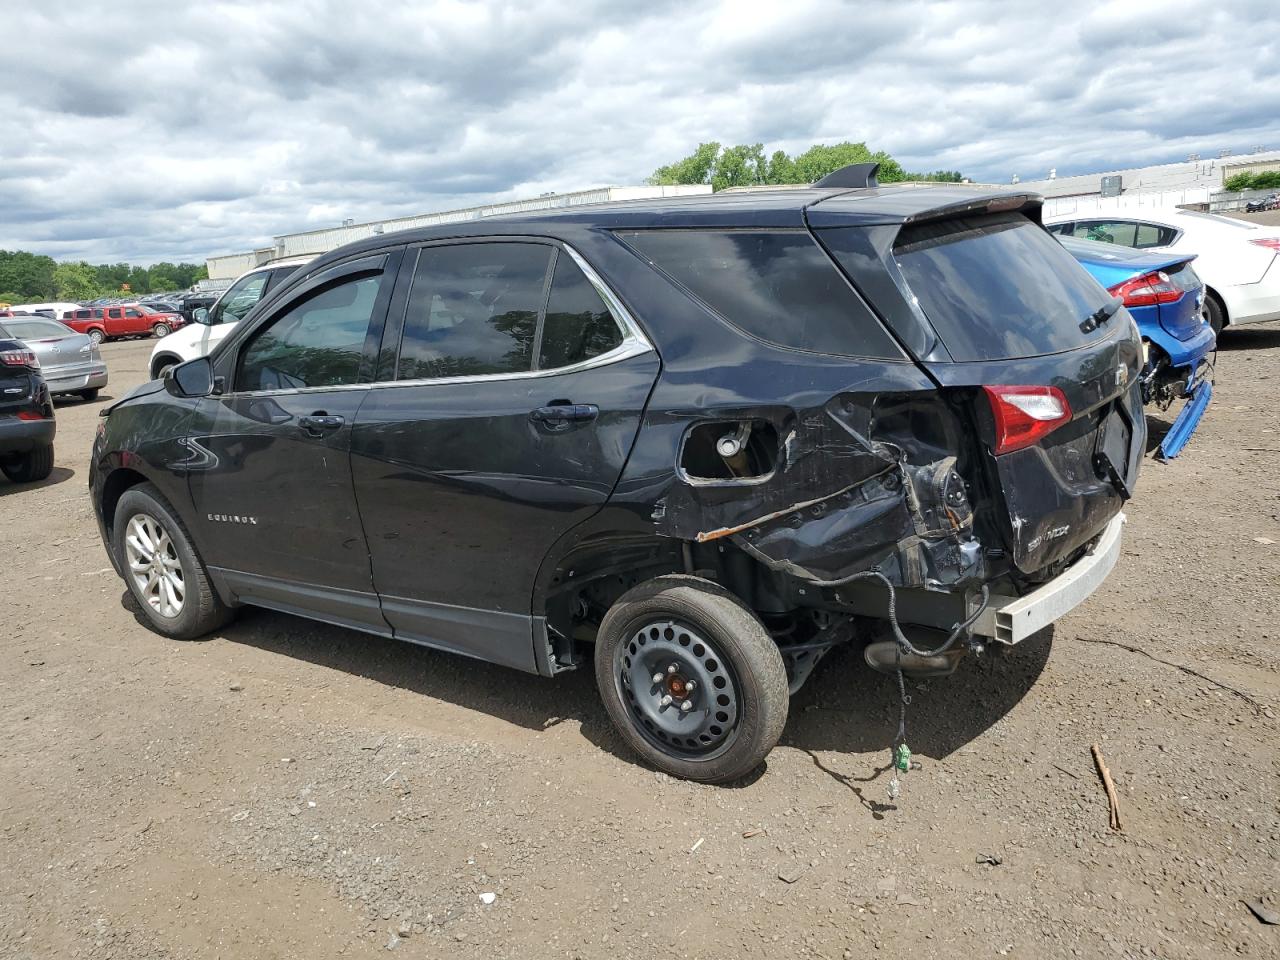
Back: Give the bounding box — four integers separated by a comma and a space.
92, 164, 1143, 782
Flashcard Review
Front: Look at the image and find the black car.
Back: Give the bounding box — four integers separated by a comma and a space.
0, 337, 55, 482
90, 164, 1144, 782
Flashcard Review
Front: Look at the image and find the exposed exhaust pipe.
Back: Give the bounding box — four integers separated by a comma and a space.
863, 639, 964, 678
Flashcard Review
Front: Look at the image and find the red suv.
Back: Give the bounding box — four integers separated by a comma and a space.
64, 304, 185, 344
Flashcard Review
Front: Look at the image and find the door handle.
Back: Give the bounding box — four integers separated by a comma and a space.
300, 413, 345, 436
529, 403, 599, 424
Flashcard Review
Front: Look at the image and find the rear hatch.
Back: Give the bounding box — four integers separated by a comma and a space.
1057, 236, 1204, 342
812, 197, 1145, 577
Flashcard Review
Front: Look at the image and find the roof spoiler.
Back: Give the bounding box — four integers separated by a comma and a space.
812, 162, 880, 190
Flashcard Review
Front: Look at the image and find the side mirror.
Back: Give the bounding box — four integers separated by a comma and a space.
193, 307, 209, 323
165, 356, 216, 398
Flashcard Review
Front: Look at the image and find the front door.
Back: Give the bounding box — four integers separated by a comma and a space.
350, 241, 659, 671
186, 252, 400, 632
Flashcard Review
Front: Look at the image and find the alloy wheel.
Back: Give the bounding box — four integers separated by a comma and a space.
614, 618, 741, 761
124, 513, 186, 619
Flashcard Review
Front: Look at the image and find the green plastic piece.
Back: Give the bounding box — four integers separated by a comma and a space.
895, 742, 911, 772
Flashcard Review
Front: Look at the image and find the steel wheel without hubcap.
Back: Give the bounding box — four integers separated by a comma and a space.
615, 618, 741, 761
124, 513, 185, 619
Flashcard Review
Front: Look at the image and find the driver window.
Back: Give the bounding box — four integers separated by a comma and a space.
237, 272, 384, 392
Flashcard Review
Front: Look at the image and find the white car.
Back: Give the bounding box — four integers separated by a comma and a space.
148, 258, 311, 379
1044, 208, 1280, 334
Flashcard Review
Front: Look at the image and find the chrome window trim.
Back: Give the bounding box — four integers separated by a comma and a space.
222, 241, 655, 399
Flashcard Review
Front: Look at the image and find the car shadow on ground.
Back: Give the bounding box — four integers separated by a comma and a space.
0, 465, 75, 495
196, 603, 1050, 793
1218, 323, 1280, 351
53, 393, 115, 407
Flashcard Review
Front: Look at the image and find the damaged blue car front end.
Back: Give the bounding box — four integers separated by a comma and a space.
1059, 235, 1215, 459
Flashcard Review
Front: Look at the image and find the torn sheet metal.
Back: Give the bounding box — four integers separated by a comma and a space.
653, 393, 985, 589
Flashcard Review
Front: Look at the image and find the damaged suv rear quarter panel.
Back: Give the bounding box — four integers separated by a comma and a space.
544, 225, 985, 599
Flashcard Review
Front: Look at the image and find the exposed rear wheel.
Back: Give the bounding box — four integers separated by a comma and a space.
112, 483, 232, 640
1, 444, 54, 483
152, 323, 171, 338
594, 575, 789, 783
88, 328, 105, 344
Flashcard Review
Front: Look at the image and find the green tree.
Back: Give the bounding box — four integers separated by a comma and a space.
649, 141, 722, 186
53, 262, 100, 300
0, 250, 58, 299
1224, 172, 1255, 191
648, 140, 962, 190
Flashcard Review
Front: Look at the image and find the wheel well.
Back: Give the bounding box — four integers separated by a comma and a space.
101, 468, 148, 539
1205, 286, 1228, 326
150, 353, 181, 378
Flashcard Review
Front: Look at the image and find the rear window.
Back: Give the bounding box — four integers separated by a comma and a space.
891, 214, 1116, 361
2, 319, 71, 339
616, 229, 902, 359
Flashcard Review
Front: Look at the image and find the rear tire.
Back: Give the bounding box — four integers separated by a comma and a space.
1, 444, 54, 483
112, 482, 232, 640
1204, 294, 1225, 337
88, 328, 105, 344
79, 388, 99, 402
152, 323, 171, 338
594, 575, 789, 784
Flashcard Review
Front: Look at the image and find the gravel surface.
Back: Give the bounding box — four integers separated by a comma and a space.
1, 332, 1277, 959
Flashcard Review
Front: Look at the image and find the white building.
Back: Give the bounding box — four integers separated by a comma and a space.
1012, 148, 1280, 219
206, 184, 712, 280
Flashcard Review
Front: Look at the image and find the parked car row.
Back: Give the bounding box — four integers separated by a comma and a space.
95, 166, 1147, 782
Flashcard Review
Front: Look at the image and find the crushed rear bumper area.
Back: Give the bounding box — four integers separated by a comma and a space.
972, 512, 1125, 644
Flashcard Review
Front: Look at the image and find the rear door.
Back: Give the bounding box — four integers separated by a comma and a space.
818, 211, 1144, 577
350, 239, 659, 671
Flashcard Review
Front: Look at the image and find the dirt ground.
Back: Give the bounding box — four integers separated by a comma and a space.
1, 330, 1277, 960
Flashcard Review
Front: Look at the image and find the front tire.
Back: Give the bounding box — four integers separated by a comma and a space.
1, 444, 54, 483
152, 323, 171, 338
112, 483, 231, 640
594, 575, 789, 784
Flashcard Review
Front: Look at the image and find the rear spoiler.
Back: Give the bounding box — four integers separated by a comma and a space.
806, 186, 1045, 228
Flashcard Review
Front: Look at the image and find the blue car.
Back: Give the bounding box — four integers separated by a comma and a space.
1059, 235, 1215, 459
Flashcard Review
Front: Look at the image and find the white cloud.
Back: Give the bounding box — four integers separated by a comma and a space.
0, 0, 1276, 263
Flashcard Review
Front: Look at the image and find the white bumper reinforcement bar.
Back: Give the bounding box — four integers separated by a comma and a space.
972, 513, 1126, 645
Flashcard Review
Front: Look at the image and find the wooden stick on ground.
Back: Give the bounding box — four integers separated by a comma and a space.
1091, 743, 1122, 831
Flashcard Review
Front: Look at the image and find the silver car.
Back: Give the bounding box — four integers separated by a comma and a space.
0, 317, 108, 401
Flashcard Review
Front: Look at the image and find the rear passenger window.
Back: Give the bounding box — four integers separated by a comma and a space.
538, 254, 623, 369
617, 230, 901, 359
397, 243, 552, 380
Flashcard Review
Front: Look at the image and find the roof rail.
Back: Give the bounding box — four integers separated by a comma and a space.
812, 162, 880, 189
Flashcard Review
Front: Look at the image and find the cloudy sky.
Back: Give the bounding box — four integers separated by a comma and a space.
2, 0, 1277, 264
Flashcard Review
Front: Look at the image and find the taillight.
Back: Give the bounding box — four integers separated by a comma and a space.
0, 348, 39, 369
1107, 270, 1180, 307
1250, 238, 1280, 252
983, 385, 1072, 454
16, 410, 46, 421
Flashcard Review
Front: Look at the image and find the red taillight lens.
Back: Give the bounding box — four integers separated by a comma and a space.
16, 410, 46, 421
983, 385, 1072, 454
0, 348, 39, 369
1107, 270, 1180, 307
1250, 238, 1280, 252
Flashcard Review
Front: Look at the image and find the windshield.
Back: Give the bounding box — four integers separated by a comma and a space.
210, 273, 269, 325
0, 318, 75, 339
892, 213, 1116, 362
